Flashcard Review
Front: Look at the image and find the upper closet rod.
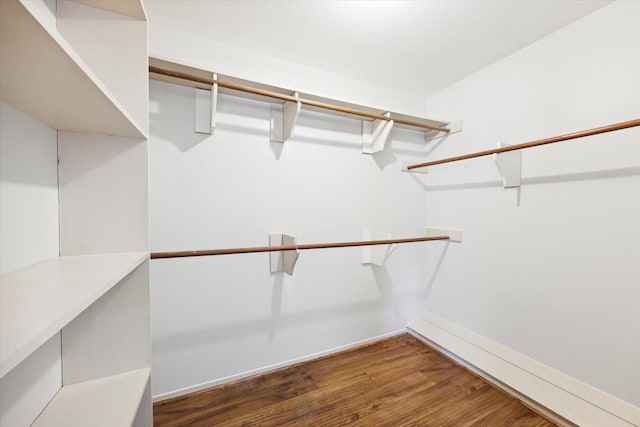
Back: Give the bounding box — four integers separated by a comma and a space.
407, 118, 640, 170
151, 235, 449, 259
149, 65, 450, 134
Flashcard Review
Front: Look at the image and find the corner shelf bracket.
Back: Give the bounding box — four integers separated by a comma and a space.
362, 112, 394, 154
493, 143, 522, 188
269, 233, 300, 275
195, 73, 218, 135
361, 229, 396, 266
425, 227, 463, 242
425, 120, 463, 142
270, 92, 301, 142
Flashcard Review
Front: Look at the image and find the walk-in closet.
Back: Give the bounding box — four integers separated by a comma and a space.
1, 1, 638, 426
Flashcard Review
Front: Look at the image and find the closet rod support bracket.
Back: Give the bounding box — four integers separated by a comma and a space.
362, 112, 394, 154
195, 72, 218, 135
270, 233, 300, 275
270, 92, 301, 143
493, 143, 522, 188
362, 229, 396, 265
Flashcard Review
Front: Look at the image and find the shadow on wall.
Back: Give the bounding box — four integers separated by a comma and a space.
149, 83, 210, 152
151, 82, 430, 159
153, 243, 452, 358
153, 297, 387, 357
153, 125, 210, 153
1, 102, 58, 187
371, 265, 398, 316
370, 137, 397, 170
424, 242, 451, 299
289, 117, 431, 158
424, 133, 452, 159
411, 166, 640, 192
269, 273, 284, 341
58, 135, 147, 184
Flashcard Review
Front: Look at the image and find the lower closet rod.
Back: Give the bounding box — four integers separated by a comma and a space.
151, 236, 450, 259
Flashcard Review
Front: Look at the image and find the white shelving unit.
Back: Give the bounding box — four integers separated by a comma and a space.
69, 0, 147, 20
0, 0, 151, 426
0, 0, 147, 138
32, 368, 151, 427
0, 253, 147, 378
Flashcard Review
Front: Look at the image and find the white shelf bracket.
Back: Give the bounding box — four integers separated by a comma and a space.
361, 229, 396, 266
211, 73, 219, 131
362, 112, 394, 154
493, 143, 522, 188
194, 73, 218, 135
425, 227, 463, 242
425, 120, 463, 142
269, 233, 300, 276
270, 92, 301, 142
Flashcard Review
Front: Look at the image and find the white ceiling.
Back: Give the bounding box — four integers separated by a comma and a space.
143, 0, 613, 96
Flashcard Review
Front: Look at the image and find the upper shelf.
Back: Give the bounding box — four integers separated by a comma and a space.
149, 57, 453, 134
70, 0, 147, 20
0, 0, 147, 138
0, 252, 148, 378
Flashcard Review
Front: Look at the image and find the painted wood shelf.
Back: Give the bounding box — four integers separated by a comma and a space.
32, 367, 150, 427
70, 0, 147, 20
149, 57, 453, 134
0, 0, 147, 138
0, 252, 148, 378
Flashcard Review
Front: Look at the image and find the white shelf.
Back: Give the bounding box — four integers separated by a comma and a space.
0, 252, 148, 378
149, 57, 452, 133
70, 0, 147, 20
0, 0, 147, 138
32, 367, 150, 427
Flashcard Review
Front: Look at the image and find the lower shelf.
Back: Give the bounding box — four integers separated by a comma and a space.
32, 367, 150, 427
0, 251, 148, 378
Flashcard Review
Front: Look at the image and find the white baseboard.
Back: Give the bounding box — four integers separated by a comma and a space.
408, 312, 640, 427
153, 330, 405, 402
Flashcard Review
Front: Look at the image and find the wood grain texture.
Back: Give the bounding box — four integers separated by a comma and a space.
153, 334, 558, 426
151, 236, 449, 259
148, 66, 451, 133
406, 117, 640, 170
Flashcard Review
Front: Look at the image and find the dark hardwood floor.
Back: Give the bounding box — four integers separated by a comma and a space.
154, 333, 557, 426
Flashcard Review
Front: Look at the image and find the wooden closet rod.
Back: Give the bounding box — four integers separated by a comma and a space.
149, 65, 450, 133
151, 235, 450, 259
407, 118, 640, 170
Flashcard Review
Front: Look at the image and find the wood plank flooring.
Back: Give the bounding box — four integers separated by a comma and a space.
154, 333, 557, 426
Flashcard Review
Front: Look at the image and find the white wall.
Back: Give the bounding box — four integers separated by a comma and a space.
148, 0, 639, 411
149, 79, 437, 397
58, 132, 149, 255
0, 101, 59, 274
0, 102, 61, 426
149, 24, 428, 118
420, 0, 639, 408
